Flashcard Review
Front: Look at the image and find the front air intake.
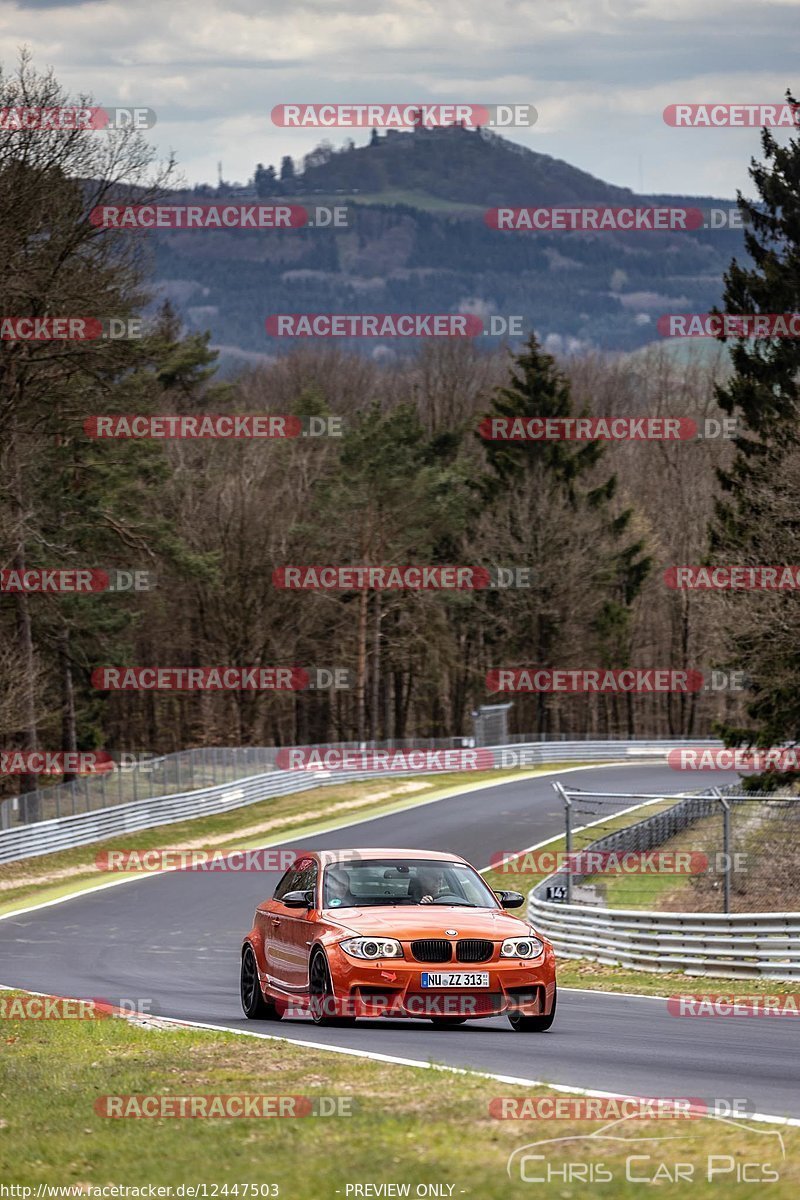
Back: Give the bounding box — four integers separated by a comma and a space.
410, 939, 453, 962
455, 939, 494, 962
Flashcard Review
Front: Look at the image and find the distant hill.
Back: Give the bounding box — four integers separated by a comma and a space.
147, 126, 747, 364
292, 124, 636, 207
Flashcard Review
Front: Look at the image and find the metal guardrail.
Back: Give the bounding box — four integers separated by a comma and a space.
0, 736, 716, 831
528, 895, 800, 981
528, 786, 800, 981
0, 770, 323, 865
0, 738, 718, 864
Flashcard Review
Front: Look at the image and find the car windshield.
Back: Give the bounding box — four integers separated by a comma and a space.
321, 858, 501, 909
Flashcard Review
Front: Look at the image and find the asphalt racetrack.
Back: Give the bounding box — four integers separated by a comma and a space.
2, 763, 798, 1118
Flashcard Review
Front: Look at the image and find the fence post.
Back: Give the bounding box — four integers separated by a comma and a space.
713, 787, 731, 914
554, 782, 572, 903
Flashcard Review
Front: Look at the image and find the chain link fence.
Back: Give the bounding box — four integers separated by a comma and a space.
0, 739, 473, 830
0, 735, 723, 833
547, 783, 800, 914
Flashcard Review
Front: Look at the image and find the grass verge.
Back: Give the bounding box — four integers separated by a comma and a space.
0, 994, 797, 1196
557, 959, 800, 998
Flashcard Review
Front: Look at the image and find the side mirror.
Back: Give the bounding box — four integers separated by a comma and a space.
282, 889, 314, 908
496, 890, 525, 909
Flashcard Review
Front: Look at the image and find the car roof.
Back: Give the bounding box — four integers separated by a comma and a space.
314, 848, 470, 867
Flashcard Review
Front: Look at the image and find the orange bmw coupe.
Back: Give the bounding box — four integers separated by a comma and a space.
240, 848, 557, 1031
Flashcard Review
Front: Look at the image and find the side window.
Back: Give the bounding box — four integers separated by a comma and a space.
273, 868, 297, 901
295, 860, 318, 902
273, 858, 317, 902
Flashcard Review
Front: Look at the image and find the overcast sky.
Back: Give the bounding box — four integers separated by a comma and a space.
3, 0, 798, 197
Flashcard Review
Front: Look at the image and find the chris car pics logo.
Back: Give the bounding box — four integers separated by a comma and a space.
506, 1114, 784, 1184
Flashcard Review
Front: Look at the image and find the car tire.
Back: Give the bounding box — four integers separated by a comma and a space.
309, 950, 356, 1026
241, 945, 283, 1020
508, 984, 557, 1032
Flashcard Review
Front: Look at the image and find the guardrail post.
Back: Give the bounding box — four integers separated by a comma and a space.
554, 782, 572, 903
715, 788, 731, 914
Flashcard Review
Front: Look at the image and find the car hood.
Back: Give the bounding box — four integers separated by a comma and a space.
322, 905, 534, 939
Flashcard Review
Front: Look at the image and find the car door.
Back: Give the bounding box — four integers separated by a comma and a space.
264, 857, 318, 995
282, 857, 319, 992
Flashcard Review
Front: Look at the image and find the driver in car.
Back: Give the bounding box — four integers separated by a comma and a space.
417, 866, 449, 904
325, 867, 359, 907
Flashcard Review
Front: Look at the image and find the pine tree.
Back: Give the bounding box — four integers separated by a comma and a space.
713, 88, 800, 548
710, 91, 800, 769
479, 335, 651, 734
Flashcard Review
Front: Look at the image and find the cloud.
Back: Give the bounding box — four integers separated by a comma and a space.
0, 0, 794, 194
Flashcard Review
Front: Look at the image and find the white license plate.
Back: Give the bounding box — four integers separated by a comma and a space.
421, 972, 490, 988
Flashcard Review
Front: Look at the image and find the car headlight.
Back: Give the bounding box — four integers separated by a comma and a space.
339, 937, 404, 960
500, 934, 544, 959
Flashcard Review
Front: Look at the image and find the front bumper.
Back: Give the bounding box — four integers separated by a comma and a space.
323, 943, 556, 1020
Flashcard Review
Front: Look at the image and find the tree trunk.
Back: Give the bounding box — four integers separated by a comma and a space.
356, 588, 368, 742
9, 416, 40, 819
371, 592, 381, 740
59, 625, 78, 783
